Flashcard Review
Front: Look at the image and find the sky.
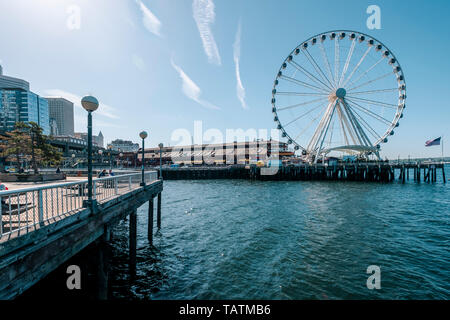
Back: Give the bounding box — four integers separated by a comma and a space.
0, 0, 449, 159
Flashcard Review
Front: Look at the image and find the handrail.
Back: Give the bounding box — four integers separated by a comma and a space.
0, 172, 152, 196
1, 171, 158, 241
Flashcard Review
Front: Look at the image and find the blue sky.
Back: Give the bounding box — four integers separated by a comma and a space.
0, 0, 448, 158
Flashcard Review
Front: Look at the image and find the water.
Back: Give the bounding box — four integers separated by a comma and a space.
108, 166, 450, 300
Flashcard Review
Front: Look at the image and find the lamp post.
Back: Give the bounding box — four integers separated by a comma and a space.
119, 152, 123, 169
81, 95, 99, 209
107, 145, 112, 170
71, 153, 75, 168
139, 131, 148, 186
158, 143, 163, 180
98, 149, 103, 167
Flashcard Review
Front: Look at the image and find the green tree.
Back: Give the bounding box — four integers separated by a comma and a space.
0, 122, 62, 172
0, 122, 32, 170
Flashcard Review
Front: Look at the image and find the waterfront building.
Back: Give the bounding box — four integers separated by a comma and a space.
107, 139, 139, 152
45, 97, 74, 137
135, 140, 295, 166
0, 65, 50, 134
74, 131, 104, 148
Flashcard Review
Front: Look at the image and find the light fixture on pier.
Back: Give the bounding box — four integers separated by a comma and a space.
139, 131, 148, 186
81, 95, 99, 210
158, 143, 163, 180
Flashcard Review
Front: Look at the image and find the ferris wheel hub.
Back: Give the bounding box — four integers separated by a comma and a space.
328, 88, 346, 102
335, 88, 346, 99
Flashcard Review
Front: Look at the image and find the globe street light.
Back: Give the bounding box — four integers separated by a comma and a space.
158, 143, 163, 180
139, 131, 148, 186
98, 149, 103, 167
81, 95, 99, 210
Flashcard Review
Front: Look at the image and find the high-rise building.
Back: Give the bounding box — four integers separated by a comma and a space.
0, 65, 50, 134
45, 97, 74, 136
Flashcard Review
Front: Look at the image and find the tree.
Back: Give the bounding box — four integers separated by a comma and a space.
0, 122, 31, 170
28, 122, 62, 169
0, 122, 62, 172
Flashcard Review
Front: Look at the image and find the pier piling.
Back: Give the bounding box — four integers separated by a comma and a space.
148, 198, 154, 243
129, 209, 137, 276
157, 192, 162, 229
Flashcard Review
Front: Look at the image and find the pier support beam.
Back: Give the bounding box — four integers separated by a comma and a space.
443, 167, 446, 183
148, 198, 154, 243
129, 209, 137, 276
157, 192, 162, 229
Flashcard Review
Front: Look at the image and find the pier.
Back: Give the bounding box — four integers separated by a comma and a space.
161, 162, 446, 183
0, 172, 163, 299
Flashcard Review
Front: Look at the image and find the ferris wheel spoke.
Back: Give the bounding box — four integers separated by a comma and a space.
279, 75, 329, 94
277, 97, 328, 112
346, 88, 399, 95
334, 38, 340, 87
288, 60, 331, 92
341, 98, 372, 146
304, 48, 335, 90
342, 46, 372, 88
276, 91, 328, 97
346, 57, 384, 89
336, 101, 358, 145
345, 98, 392, 125
319, 41, 335, 86
315, 101, 338, 156
339, 39, 356, 87
344, 95, 398, 108
335, 103, 350, 145
283, 103, 328, 127
293, 106, 328, 142
347, 103, 383, 141
347, 71, 392, 92
307, 101, 335, 152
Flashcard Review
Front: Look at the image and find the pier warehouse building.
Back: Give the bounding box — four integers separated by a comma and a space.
133, 140, 295, 166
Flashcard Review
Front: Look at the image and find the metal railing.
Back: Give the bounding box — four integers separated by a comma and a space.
0, 171, 157, 241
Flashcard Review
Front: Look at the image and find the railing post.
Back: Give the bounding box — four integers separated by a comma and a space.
38, 189, 44, 226
93, 180, 97, 199
129, 176, 132, 190
114, 177, 118, 195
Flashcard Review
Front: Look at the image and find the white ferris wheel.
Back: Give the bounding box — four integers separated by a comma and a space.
271, 30, 406, 162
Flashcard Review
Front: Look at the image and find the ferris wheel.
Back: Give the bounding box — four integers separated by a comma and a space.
271, 30, 406, 162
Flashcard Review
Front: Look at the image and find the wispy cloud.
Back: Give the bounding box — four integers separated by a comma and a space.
170, 58, 220, 110
132, 53, 147, 71
137, 0, 162, 37
44, 89, 119, 119
233, 20, 248, 109
192, 0, 221, 66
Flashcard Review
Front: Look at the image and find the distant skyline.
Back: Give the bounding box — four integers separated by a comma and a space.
0, 0, 448, 158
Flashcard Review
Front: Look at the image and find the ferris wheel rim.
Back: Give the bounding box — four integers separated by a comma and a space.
271, 29, 406, 156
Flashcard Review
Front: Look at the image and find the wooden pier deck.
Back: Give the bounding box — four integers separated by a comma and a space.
0, 172, 163, 299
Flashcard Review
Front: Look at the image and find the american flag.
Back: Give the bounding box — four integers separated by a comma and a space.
425, 137, 441, 147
